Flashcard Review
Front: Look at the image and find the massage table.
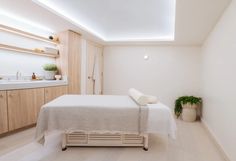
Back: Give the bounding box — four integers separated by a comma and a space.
35, 95, 176, 151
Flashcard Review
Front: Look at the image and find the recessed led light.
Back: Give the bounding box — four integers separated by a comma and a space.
144, 55, 149, 60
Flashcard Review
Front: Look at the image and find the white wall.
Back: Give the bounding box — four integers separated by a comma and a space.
201, 1, 236, 161
0, 51, 55, 76
0, 31, 56, 77
103, 46, 201, 108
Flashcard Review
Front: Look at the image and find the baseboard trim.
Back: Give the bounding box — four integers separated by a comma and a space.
201, 118, 231, 161
0, 124, 36, 138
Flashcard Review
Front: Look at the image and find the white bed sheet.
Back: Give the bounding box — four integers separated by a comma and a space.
35, 95, 176, 143
147, 103, 177, 139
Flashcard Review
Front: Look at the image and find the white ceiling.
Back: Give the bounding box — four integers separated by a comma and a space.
33, 0, 176, 41
0, 0, 231, 45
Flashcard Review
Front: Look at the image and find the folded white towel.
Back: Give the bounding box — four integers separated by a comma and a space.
44, 47, 59, 54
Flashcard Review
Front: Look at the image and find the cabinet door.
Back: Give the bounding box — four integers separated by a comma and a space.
44, 86, 68, 103
8, 88, 45, 131
0, 91, 8, 134
8, 90, 21, 131
68, 31, 81, 94
33, 88, 45, 119
57, 31, 81, 94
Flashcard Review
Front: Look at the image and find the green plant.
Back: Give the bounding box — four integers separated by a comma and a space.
43, 64, 57, 71
175, 96, 202, 118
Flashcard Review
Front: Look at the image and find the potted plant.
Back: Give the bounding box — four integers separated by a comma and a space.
175, 96, 202, 122
43, 64, 58, 80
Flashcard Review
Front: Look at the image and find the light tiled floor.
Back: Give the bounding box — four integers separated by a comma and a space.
0, 120, 227, 161
0, 127, 35, 156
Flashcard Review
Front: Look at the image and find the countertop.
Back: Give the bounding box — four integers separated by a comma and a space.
0, 79, 68, 90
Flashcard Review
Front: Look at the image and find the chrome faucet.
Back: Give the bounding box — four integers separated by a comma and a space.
16, 71, 21, 80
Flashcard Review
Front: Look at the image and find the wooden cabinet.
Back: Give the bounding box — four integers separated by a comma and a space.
0, 91, 8, 134
0, 85, 67, 133
34, 88, 45, 118
67, 31, 81, 94
57, 30, 81, 94
44, 86, 68, 103
7, 88, 44, 131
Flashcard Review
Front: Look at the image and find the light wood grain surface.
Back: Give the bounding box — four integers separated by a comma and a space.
7, 88, 44, 131
67, 31, 81, 94
44, 86, 68, 103
0, 91, 8, 134
57, 30, 81, 94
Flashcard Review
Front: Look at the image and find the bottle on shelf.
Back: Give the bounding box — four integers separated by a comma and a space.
32, 73, 36, 80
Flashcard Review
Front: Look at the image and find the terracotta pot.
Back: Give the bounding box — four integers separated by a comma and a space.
182, 103, 198, 122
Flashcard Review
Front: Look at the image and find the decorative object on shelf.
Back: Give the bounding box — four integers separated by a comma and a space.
32, 73, 36, 80
0, 24, 59, 59
55, 75, 62, 80
175, 96, 202, 122
43, 64, 58, 80
34, 48, 44, 53
49, 36, 53, 40
44, 47, 58, 55
0, 24, 59, 45
35, 77, 43, 81
0, 44, 58, 58
49, 35, 59, 42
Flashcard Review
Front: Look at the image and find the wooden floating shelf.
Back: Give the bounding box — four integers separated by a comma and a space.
0, 44, 59, 58
0, 24, 59, 45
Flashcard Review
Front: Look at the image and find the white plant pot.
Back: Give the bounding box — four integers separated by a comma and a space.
182, 103, 197, 122
44, 71, 57, 80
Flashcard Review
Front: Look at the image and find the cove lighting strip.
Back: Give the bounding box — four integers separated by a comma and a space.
32, 0, 106, 41
0, 10, 54, 34
33, 0, 176, 42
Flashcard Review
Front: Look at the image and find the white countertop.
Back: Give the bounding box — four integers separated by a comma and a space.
0, 79, 68, 90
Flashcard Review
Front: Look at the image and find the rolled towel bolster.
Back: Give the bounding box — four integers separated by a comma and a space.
128, 88, 148, 105
145, 95, 158, 104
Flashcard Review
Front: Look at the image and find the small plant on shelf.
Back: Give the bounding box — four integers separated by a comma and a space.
175, 96, 202, 122
43, 64, 58, 80
43, 64, 57, 71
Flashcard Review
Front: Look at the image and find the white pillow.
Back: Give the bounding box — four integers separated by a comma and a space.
128, 88, 148, 105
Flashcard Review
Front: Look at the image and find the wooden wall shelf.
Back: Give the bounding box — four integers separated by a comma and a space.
0, 24, 59, 45
0, 44, 59, 58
